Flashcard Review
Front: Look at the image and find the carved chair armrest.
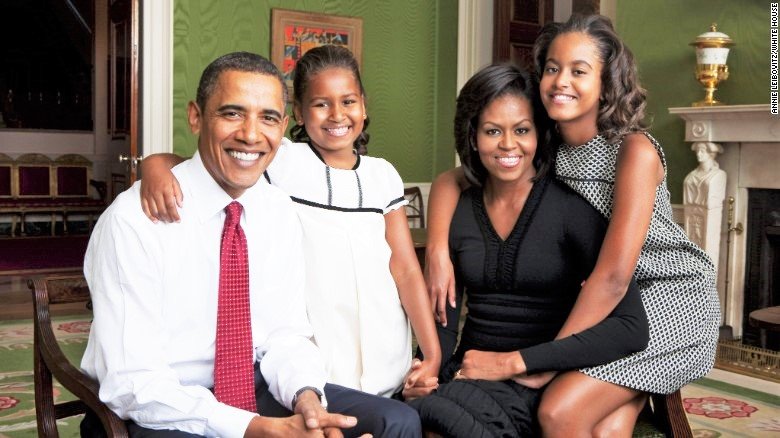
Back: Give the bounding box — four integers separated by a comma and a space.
30, 277, 128, 436
650, 390, 692, 438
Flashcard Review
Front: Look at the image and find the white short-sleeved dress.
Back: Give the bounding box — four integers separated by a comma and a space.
266, 139, 411, 397
555, 133, 720, 394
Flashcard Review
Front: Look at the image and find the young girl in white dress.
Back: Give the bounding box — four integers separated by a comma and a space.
139, 46, 441, 400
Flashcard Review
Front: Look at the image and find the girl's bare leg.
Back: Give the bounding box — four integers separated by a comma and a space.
538, 371, 643, 438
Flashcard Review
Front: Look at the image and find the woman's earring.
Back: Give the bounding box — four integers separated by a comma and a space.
363, 114, 367, 119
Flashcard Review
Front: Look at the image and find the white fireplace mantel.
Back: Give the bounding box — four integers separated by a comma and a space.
670, 104, 780, 338
670, 104, 780, 143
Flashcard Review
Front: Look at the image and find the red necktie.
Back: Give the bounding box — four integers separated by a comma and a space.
213, 201, 257, 412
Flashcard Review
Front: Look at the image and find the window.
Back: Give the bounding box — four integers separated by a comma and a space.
0, 0, 94, 131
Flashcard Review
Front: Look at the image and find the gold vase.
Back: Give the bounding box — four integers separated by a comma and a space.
694, 63, 729, 106
690, 24, 734, 107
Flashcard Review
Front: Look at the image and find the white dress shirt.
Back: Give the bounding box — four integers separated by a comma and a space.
81, 151, 327, 438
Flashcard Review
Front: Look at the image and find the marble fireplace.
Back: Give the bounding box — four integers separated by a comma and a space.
670, 104, 780, 343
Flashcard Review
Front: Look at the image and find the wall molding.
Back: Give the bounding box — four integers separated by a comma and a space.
142, 0, 173, 155
456, 0, 493, 92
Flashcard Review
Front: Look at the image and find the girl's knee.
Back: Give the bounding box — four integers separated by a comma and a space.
537, 396, 571, 433
592, 420, 630, 438
538, 395, 593, 437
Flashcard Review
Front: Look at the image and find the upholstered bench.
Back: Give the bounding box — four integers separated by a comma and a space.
0, 153, 106, 235
0, 153, 19, 234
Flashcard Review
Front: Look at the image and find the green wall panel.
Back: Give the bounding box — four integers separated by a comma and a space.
172, 0, 458, 182
617, 0, 769, 203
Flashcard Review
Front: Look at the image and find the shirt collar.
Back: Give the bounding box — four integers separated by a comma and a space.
180, 151, 267, 224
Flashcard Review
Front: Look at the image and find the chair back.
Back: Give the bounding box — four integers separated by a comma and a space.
54, 154, 92, 198
29, 273, 128, 437
404, 186, 425, 228
0, 153, 12, 198
16, 153, 53, 197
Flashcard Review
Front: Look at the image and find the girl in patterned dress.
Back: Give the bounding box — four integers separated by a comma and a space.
425, 14, 719, 436
137, 46, 441, 402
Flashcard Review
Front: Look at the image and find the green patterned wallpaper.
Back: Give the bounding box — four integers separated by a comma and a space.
172, 0, 458, 182
617, 0, 769, 203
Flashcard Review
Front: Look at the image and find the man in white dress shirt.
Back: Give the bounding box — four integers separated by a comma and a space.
80, 52, 419, 437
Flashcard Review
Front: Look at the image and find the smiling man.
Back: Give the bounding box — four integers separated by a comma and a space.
79, 52, 414, 438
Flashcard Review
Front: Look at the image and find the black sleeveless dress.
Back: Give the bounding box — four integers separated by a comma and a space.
409, 177, 649, 437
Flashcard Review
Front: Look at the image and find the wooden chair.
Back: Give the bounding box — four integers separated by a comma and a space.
29, 274, 128, 437
655, 390, 693, 437
404, 186, 425, 228
632, 391, 692, 438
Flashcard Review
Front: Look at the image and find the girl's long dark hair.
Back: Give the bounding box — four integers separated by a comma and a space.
533, 14, 648, 143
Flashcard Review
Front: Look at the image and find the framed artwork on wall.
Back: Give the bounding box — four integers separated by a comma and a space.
270, 8, 363, 99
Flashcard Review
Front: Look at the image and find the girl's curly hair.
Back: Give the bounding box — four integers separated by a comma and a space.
533, 14, 648, 143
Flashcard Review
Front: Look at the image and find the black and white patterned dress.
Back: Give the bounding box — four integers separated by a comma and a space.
555, 133, 720, 394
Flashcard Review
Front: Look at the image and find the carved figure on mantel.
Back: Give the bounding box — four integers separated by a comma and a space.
683, 141, 726, 264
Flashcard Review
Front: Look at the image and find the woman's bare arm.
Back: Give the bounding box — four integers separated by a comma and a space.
425, 167, 469, 326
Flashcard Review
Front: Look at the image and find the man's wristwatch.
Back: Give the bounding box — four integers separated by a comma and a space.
292, 386, 327, 409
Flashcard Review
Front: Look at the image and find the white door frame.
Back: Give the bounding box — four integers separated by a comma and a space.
142, 0, 173, 155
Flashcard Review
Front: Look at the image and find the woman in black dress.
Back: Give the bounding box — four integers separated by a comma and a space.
407, 64, 649, 436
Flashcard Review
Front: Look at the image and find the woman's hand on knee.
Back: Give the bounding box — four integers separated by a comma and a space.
458, 350, 525, 381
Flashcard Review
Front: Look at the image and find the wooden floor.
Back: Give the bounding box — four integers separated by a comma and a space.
0, 274, 89, 320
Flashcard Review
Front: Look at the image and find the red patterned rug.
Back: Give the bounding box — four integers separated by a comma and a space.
0, 236, 89, 276
681, 377, 780, 436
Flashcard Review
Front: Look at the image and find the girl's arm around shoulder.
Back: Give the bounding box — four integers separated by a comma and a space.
520, 277, 649, 374
139, 153, 186, 223
426, 166, 470, 326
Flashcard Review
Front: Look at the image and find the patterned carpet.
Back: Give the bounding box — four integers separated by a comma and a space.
0, 317, 778, 437
0, 317, 88, 437
680, 377, 780, 437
